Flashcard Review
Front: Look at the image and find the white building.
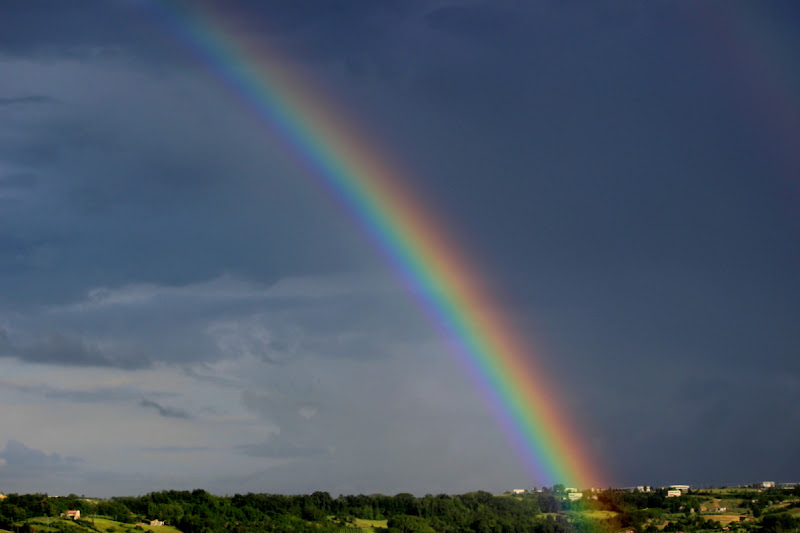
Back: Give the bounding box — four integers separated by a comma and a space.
670, 485, 690, 493
762, 481, 775, 488
666, 490, 682, 498
568, 492, 583, 501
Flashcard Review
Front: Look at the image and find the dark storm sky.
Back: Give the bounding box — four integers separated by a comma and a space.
0, 0, 798, 495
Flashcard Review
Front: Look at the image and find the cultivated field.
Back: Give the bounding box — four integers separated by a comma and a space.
706, 514, 748, 525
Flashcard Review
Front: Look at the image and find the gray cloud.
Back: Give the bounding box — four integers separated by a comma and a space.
139, 399, 192, 420
0, 378, 173, 404
0, 95, 56, 106
237, 439, 328, 459
0, 274, 427, 371
425, 4, 522, 37
0, 172, 38, 188
0, 440, 83, 474
0, 0, 797, 495
0, 329, 151, 369
140, 446, 212, 453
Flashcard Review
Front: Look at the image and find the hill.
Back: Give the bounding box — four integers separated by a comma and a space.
0, 486, 797, 533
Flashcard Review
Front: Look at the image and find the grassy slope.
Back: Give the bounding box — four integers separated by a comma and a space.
26, 518, 181, 533
704, 515, 748, 525
92, 518, 181, 533
576, 510, 619, 520
352, 518, 388, 531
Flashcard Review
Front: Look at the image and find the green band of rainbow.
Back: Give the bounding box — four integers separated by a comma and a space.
148, 0, 601, 488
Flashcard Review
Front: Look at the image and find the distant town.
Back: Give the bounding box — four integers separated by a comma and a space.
509, 481, 798, 499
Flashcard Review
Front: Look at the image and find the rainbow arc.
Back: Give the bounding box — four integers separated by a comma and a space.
150, 0, 602, 488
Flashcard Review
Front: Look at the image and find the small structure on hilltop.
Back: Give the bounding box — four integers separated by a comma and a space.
150, 520, 165, 527
65, 510, 81, 520
761, 481, 775, 488
568, 492, 583, 501
666, 490, 682, 498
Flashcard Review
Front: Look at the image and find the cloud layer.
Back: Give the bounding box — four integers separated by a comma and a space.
0, 0, 798, 495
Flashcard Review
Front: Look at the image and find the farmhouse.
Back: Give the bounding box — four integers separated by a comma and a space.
65, 510, 80, 520
150, 520, 165, 526
666, 490, 682, 498
669, 485, 690, 494
568, 492, 583, 501
512, 489, 525, 494
762, 481, 775, 488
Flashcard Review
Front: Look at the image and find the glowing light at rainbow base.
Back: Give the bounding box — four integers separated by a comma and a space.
145, 0, 602, 488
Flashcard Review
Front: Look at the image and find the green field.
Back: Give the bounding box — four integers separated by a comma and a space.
91, 518, 182, 533
706, 514, 748, 525
352, 518, 388, 531
576, 510, 619, 520
701, 488, 760, 496
326, 516, 388, 532
28, 517, 70, 531
24, 517, 181, 533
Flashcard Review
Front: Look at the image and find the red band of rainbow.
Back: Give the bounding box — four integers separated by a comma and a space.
147, 0, 603, 489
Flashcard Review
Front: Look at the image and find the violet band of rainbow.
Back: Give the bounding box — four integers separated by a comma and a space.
146, 0, 603, 488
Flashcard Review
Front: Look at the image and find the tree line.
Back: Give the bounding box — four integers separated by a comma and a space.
0, 486, 797, 533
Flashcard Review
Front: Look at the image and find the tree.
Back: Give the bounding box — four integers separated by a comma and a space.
388, 515, 436, 533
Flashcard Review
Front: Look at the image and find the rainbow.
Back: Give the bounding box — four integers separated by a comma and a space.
145, 1, 601, 488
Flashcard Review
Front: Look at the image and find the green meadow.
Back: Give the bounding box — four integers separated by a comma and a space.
573, 510, 619, 520
352, 518, 388, 531
23, 517, 181, 533
92, 518, 182, 533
